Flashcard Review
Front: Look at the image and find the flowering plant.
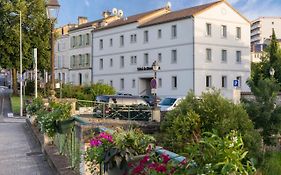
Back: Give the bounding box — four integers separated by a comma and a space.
85, 128, 155, 174
26, 97, 44, 116
129, 146, 189, 175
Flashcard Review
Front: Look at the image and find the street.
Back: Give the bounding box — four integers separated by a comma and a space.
0, 87, 55, 175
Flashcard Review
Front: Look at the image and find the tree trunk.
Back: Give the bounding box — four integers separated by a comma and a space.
12, 68, 18, 95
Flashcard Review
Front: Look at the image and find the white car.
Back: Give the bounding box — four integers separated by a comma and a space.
158, 97, 184, 111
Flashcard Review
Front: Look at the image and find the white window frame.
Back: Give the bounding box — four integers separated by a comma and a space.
206, 75, 212, 88
206, 48, 212, 61
221, 49, 227, 63
171, 50, 177, 63
171, 25, 177, 38
144, 30, 149, 43
236, 51, 241, 63
206, 23, 212, 36
120, 56, 125, 68
144, 53, 149, 66
99, 58, 103, 70
222, 76, 227, 88
236, 27, 241, 39
221, 25, 227, 38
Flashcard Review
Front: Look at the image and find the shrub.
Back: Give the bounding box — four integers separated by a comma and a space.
260, 152, 281, 175
26, 97, 44, 116
161, 91, 262, 160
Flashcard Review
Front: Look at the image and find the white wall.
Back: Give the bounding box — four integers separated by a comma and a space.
194, 2, 251, 99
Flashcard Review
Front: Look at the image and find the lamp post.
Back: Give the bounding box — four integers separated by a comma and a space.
46, 0, 60, 96
152, 61, 159, 108
10, 11, 23, 116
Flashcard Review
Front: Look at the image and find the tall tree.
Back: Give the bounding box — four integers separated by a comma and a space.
0, 0, 51, 94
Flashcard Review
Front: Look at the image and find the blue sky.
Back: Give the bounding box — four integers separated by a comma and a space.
57, 0, 281, 26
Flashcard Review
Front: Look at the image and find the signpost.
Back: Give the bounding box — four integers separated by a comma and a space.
150, 78, 157, 94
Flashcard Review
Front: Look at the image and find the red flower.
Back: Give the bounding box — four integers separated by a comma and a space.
161, 154, 171, 164
155, 164, 167, 173
132, 164, 144, 174
140, 155, 150, 164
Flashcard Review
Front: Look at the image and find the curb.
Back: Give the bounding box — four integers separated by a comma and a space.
25, 119, 78, 175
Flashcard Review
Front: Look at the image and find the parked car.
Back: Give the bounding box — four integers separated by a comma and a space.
158, 97, 184, 111
141, 95, 161, 106
94, 95, 151, 121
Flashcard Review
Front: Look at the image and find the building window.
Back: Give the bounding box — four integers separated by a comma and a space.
110, 80, 113, 87
144, 53, 149, 66
144, 30, 149, 43
130, 34, 137, 43
71, 36, 76, 48
79, 54, 83, 67
272, 21, 274, 25
236, 76, 242, 87
158, 29, 162, 39
158, 53, 162, 63
171, 25, 177, 38
120, 56, 125, 68
158, 78, 162, 88
110, 38, 113, 47
132, 79, 136, 88
236, 51, 241, 63
110, 58, 113, 67
236, 27, 241, 39
222, 76, 227, 88
221, 25, 227, 38
206, 75, 212, 88
99, 39, 103, 49
120, 35, 124, 47
221, 49, 227, 62
79, 35, 82, 46
171, 50, 177, 63
206, 48, 212, 61
172, 76, 177, 89
130, 56, 137, 65
120, 78, 124, 90
206, 23, 211, 36
86, 33, 90, 45
99, 58, 103, 70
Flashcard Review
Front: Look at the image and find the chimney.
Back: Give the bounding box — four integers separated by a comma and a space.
102, 11, 111, 18
78, 16, 88, 25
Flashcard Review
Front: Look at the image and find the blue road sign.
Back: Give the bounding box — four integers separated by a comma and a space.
150, 78, 157, 89
233, 80, 239, 87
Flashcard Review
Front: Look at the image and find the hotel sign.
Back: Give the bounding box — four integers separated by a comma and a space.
137, 67, 153, 71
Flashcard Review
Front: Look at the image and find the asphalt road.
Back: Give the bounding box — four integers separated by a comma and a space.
0, 87, 55, 175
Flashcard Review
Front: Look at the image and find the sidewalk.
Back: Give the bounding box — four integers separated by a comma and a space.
0, 117, 55, 175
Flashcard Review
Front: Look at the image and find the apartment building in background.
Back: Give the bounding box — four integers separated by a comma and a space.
251, 17, 281, 62
92, 0, 251, 99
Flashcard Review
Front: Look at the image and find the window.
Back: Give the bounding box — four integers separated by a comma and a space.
144, 30, 149, 43
71, 36, 76, 48
86, 33, 90, 45
221, 50, 227, 62
158, 53, 162, 63
158, 29, 162, 39
172, 76, 177, 89
110, 58, 113, 67
236, 51, 241, 63
79, 54, 83, 67
120, 56, 124, 68
120, 78, 124, 90
99, 58, 103, 70
120, 35, 124, 46
130, 56, 137, 65
171, 25, 177, 38
236, 76, 242, 87
70, 55, 75, 68
79, 35, 82, 46
110, 38, 113, 47
144, 53, 149, 66
110, 80, 113, 87
206, 75, 212, 88
221, 25, 227, 38
206, 48, 212, 61
272, 21, 274, 25
132, 79, 136, 88
222, 76, 227, 88
171, 50, 177, 63
206, 23, 211, 36
99, 39, 103, 49
236, 27, 241, 39
130, 34, 137, 43
85, 54, 90, 66
158, 78, 162, 88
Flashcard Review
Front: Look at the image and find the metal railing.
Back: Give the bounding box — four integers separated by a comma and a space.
76, 100, 152, 121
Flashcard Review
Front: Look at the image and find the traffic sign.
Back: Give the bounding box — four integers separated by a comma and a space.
150, 78, 157, 89
233, 80, 239, 87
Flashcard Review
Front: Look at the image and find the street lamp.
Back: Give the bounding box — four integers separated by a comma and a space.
46, 0, 60, 96
10, 11, 23, 117
152, 61, 159, 108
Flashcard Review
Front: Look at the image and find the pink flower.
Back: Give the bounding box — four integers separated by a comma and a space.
132, 164, 144, 174
98, 132, 113, 142
155, 164, 167, 173
90, 139, 102, 147
140, 155, 150, 164
161, 154, 170, 164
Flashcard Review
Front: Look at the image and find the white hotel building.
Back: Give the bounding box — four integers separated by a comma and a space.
92, 0, 250, 99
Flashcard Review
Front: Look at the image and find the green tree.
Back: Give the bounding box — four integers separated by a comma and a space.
0, 0, 50, 94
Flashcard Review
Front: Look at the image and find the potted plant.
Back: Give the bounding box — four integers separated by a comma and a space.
85, 128, 155, 175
